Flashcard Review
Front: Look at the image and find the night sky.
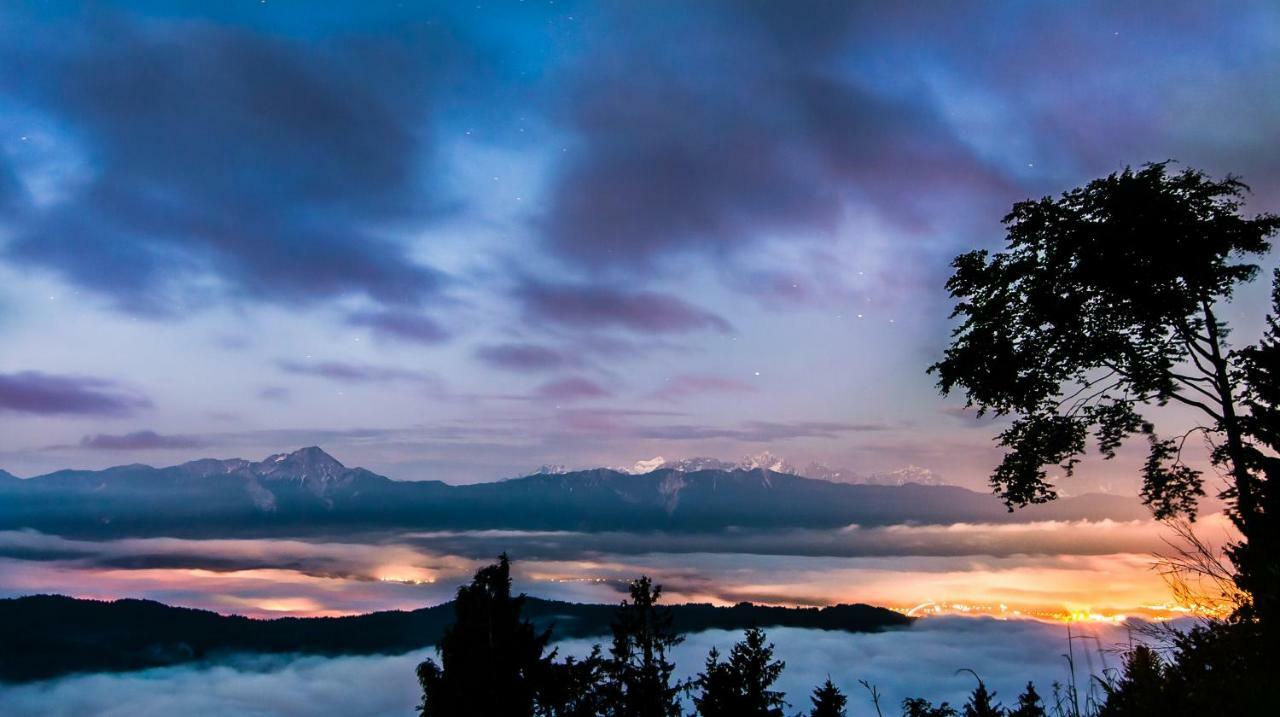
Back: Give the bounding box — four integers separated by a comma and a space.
2, 0, 1278, 486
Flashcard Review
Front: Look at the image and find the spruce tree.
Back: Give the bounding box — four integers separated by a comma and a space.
602, 576, 684, 717
902, 698, 958, 717
1097, 646, 1169, 717
416, 554, 552, 717
809, 678, 848, 717
1008, 683, 1045, 717
692, 627, 786, 717
960, 675, 1002, 717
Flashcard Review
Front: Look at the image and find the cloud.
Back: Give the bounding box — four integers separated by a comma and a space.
275, 361, 437, 386
396, 518, 1177, 562
518, 282, 732, 335
561, 620, 1144, 714
345, 310, 451, 345
0, 619, 1155, 717
475, 343, 574, 372
78, 431, 207, 450
534, 377, 612, 402
650, 374, 755, 401
0, 651, 430, 717
0, 11, 459, 314
635, 420, 888, 442
0, 371, 150, 417
539, 2, 1016, 274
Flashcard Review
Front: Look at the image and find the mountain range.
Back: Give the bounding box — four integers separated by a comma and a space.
0, 447, 1150, 537
535, 452, 949, 486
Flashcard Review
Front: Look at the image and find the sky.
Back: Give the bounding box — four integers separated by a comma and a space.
2, 0, 1279, 487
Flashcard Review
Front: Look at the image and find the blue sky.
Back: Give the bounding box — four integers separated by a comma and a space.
1, 0, 1278, 484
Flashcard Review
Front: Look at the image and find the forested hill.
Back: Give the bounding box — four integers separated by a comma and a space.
0, 594, 910, 683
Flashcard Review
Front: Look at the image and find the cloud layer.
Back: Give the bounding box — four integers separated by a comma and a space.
0, 619, 1148, 717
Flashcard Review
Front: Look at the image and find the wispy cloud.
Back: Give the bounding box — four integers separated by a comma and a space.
275, 361, 438, 386
634, 420, 889, 442
475, 343, 576, 372
535, 377, 612, 402
0, 371, 151, 417
650, 374, 755, 401
346, 310, 451, 345
518, 282, 732, 335
78, 431, 208, 450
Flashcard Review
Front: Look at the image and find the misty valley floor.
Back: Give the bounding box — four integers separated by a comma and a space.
0, 618, 1144, 717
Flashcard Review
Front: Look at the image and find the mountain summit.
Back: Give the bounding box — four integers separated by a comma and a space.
255, 446, 348, 485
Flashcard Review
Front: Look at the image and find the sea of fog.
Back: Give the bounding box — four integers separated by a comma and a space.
0, 520, 1206, 714
0, 516, 1210, 619
0, 618, 1141, 717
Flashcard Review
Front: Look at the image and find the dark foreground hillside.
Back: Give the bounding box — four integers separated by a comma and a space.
0, 594, 909, 683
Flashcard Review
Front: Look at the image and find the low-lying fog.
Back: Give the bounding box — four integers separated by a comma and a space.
1, 618, 1153, 717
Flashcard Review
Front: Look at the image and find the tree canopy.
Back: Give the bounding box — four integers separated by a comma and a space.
692, 627, 786, 717
931, 162, 1279, 520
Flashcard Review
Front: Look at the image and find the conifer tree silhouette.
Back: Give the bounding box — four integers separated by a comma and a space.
1097, 646, 1168, 717
1007, 683, 1045, 717
902, 697, 958, 717
958, 672, 1003, 717
692, 627, 786, 716
537, 646, 609, 717
602, 576, 684, 717
809, 678, 848, 717
416, 555, 552, 717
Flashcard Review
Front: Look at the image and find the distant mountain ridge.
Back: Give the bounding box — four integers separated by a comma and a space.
549, 451, 951, 486
0, 447, 1150, 537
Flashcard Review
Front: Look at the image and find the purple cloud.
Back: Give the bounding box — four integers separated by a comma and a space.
79, 431, 207, 450
535, 377, 612, 402
475, 343, 573, 372
519, 282, 732, 334
347, 310, 451, 345
636, 421, 889, 442
276, 361, 437, 385
0, 371, 150, 417
651, 374, 755, 401
0, 12, 457, 314
539, 2, 1016, 274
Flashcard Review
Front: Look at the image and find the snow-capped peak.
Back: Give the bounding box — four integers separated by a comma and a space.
738, 451, 796, 474
253, 447, 347, 484
629, 456, 668, 474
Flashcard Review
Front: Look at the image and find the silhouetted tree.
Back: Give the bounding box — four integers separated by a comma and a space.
810, 678, 848, 717
958, 672, 1003, 717
930, 163, 1280, 622
602, 576, 684, 717
692, 627, 786, 716
537, 647, 609, 717
416, 554, 552, 717
1097, 646, 1169, 717
902, 697, 957, 717
1007, 683, 1045, 717
1232, 268, 1280, 626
